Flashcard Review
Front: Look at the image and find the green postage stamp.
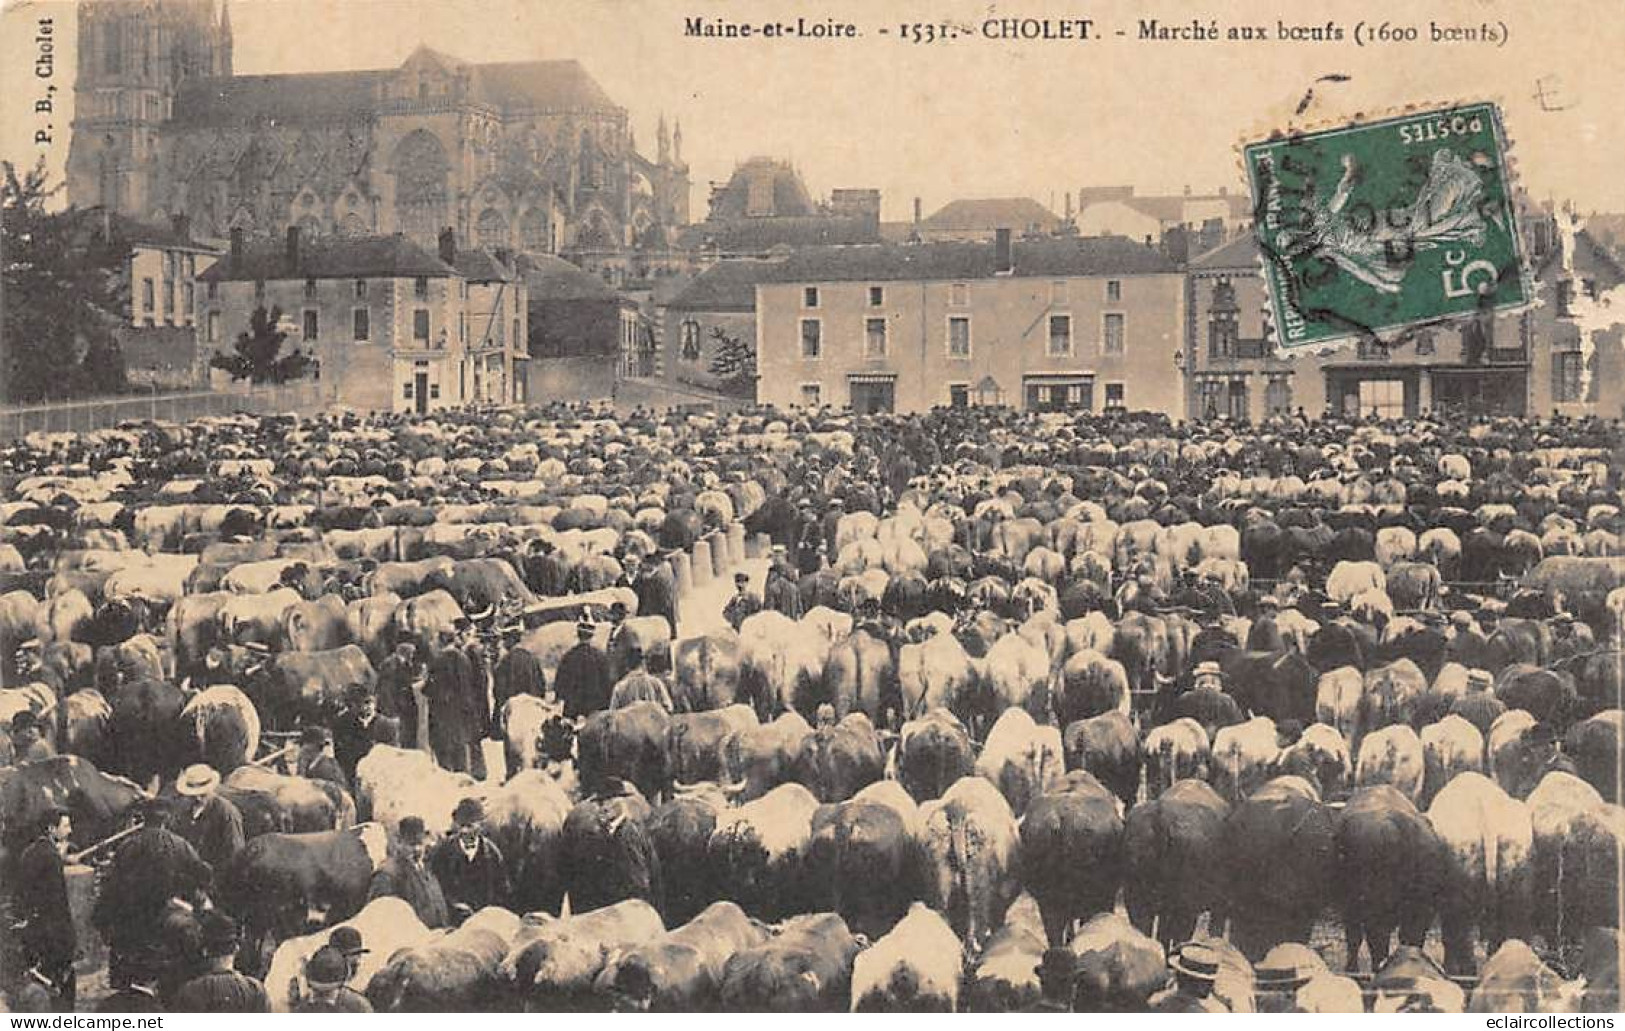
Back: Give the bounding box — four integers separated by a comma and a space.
1243, 102, 1530, 348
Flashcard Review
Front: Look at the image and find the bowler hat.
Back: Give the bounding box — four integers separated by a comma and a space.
328, 925, 368, 958
198, 912, 241, 958
10, 710, 38, 733
397, 815, 429, 844
734, 572, 750, 584
176, 764, 222, 797
452, 797, 486, 827
304, 946, 350, 991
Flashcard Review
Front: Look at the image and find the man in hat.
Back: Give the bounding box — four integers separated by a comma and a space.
634, 551, 679, 637
456, 617, 492, 780
294, 725, 349, 790
1150, 942, 1227, 1013
615, 550, 642, 591
94, 947, 165, 1013
332, 685, 399, 785
173, 763, 246, 872
13, 808, 76, 1009
821, 498, 846, 562
1253, 942, 1341, 1013
1025, 948, 1077, 1012
367, 815, 449, 929
172, 913, 270, 1012
609, 646, 674, 712
294, 946, 372, 1013
763, 548, 803, 619
375, 641, 422, 748
522, 538, 568, 598
723, 571, 763, 631
430, 798, 510, 922
795, 500, 824, 575
556, 618, 613, 719
326, 925, 368, 985
425, 629, 480, 773
490, 623, 547, 739
1247, 594, 1287, 652
605, 601, 631, 658
1191, 660, 1226, 693
9, 709, 56, 764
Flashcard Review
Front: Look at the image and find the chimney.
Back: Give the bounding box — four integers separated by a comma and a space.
493, 246, 511, 268
230, 227, 244, 270
285, 225, 300, 270
913, 197, 922, 226
994, 228, 1013, 274
438, 227, 456, 266
172, 213, 190, 243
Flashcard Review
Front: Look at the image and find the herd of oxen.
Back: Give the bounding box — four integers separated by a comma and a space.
0, 402, 1622, 1013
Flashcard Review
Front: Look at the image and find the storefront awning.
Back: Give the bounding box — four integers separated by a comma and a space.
847, 372, 898, 383
1021, 371, 1093, 383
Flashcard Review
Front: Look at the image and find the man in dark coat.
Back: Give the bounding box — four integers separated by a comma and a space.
172, 913, 270, 1012
294, 726, 350, 792
555, 619, 613, 719
763, 549, 802, 619
173, 764, 246, 873
374, 642, 421, 748
522, 539, 569, 597
635, 554, 679, 637
14, 808, 76, 1009
608, 647, 674, 711
722, 571, 762, 631
822, 497, 846, 559
795, 501, 824, 575
457, 620, 491, 780
294, 946, 372, 1013
430, 798, 510, 923
367, 816, 449, 928
490, 626, 546, 738
94, 803, 212, 993
425, 633, 479, 773
332, 685, 399, 784
95, 948, 164, 1013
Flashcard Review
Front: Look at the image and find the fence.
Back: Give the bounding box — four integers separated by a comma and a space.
0, 381, 326, 442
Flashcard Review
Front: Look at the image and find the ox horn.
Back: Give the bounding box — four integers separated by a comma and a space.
719, 778, 748, 797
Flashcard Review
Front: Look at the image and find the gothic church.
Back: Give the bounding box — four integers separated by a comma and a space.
67, 0, 690, 264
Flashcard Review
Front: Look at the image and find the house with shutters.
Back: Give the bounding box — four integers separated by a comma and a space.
754, 231, 1185, 414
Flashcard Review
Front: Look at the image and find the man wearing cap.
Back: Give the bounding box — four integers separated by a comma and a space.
1149, 942, 1228, 1013
635, 552, 679, 638
555, 618, 613, 719
375, 641, 422, 748
173, 764, 246, 872
172, 913, 270, 1012
490, 624, 547, 739
609, 646, 674, 712
9, 710, 56, 764
723, 571, 763, 631
333, 686, 399, 785
13, 808, 76, 1009
430, 798, 510, 923
294, 946, 372, 1013
367, 815, 450, 928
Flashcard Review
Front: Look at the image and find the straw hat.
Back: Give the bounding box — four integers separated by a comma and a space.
176, 764, 221, 797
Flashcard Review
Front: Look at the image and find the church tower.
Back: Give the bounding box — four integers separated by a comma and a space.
66, 0, 232, 217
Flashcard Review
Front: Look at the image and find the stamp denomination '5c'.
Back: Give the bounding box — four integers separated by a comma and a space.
1244, 102, 1529, 348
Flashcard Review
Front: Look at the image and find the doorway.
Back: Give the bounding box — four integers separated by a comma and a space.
414, 372, 429, 414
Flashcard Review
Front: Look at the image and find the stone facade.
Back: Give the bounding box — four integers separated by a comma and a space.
68, 2, 688, 279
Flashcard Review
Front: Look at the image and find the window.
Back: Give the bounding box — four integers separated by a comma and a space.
1051, 281, 1069, 304
803, 286, 820, 308
185, 255, 196, 278
800, 318, 822, 360
949, 384, 970, 408
513, 319, 520, 348
304, 278, 317, 301
1553, 351, 1594, 402
868, 286, 884, 307
1414, 331, 1436, 356
949, 283, 969, 307
1228, 378, 1250, 420
142, 278, 154, 310
1357, 379, 1406, 418
799, 383, 822, 407
1105, 382, 1125, 410
206, 311, 220, 343
354, 279, 367, 299
1106, 280, 1122, 302
1265, 375, 1292, 415
865, 317, 887, 358
414, 277, 429, 301
680, 319, 701, 361
302, 309, 318, 341
403, 381, 413, 399
948, 316, 971, 358
1199, 379, 1225, 419
182, 282, 194, 317
353, 307, 369, 341
1048, 314, 1072, 356
207, 281, 218, 300
413, 309, 430, 341
1357, 337, 1391, 360
1103, 312, 1125, 355
162, 280, 174, 318
459, 312, 467, 343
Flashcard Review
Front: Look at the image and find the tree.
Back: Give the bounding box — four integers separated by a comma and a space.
210, 306, 314, 384
1, 159, 130, 403
707, 325, 756, 399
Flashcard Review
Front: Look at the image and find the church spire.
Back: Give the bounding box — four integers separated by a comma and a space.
657, 114, 670, 165
673, 118, 683, 166
218, 0, 233, 75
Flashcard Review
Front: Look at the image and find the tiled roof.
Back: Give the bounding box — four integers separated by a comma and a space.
922, 197, 1059, 231
519, 253, 622, 302
757, 234, 1180, 284
89, 213, 219, 252
1080, 188, 1253, 225
197, 234, 458, 281
666, 260, 783, 312
172, 56, 619, 126
675, 215, 882, 253
1189, 233, 1260, 271
451, 248, 516, 283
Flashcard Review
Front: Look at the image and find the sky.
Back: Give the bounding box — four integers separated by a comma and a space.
3, 0, 1624, 220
